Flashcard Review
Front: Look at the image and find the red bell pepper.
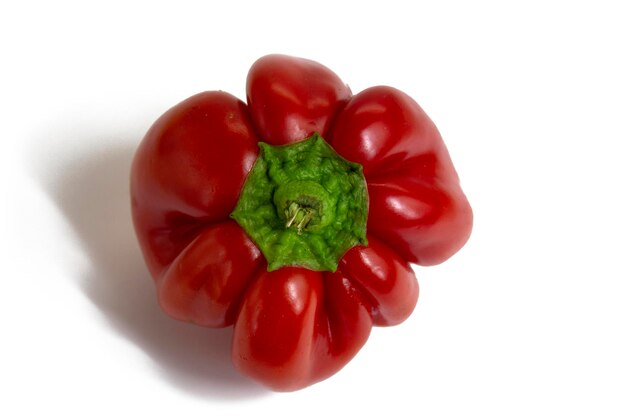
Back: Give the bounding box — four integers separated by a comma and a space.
130, 54, 472, 391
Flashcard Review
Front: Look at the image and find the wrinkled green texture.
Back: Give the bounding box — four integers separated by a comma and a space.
231, 133, 368, 271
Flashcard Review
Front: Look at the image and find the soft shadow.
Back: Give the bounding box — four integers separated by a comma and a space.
36, 135, 268, 401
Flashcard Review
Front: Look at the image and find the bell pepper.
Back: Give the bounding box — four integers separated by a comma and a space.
130, 54, 473, 391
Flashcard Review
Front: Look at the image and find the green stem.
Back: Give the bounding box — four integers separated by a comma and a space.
285, 202, 315, 234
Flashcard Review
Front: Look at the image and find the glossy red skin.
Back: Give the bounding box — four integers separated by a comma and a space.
246, 54, 352, 145
329, 86, 473, 265
131, 54, 472, 391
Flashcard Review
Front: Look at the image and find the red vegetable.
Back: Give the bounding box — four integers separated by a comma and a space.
130, 54, 472, 391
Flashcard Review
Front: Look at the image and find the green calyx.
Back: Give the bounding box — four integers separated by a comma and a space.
230, 133, 368, 272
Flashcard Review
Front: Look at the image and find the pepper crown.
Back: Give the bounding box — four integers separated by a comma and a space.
231, 133, 368, 271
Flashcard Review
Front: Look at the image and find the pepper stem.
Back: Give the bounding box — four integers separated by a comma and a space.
285, 202, 315, 234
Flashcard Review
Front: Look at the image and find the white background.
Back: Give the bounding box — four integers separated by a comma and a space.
2, 0, 625, 415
